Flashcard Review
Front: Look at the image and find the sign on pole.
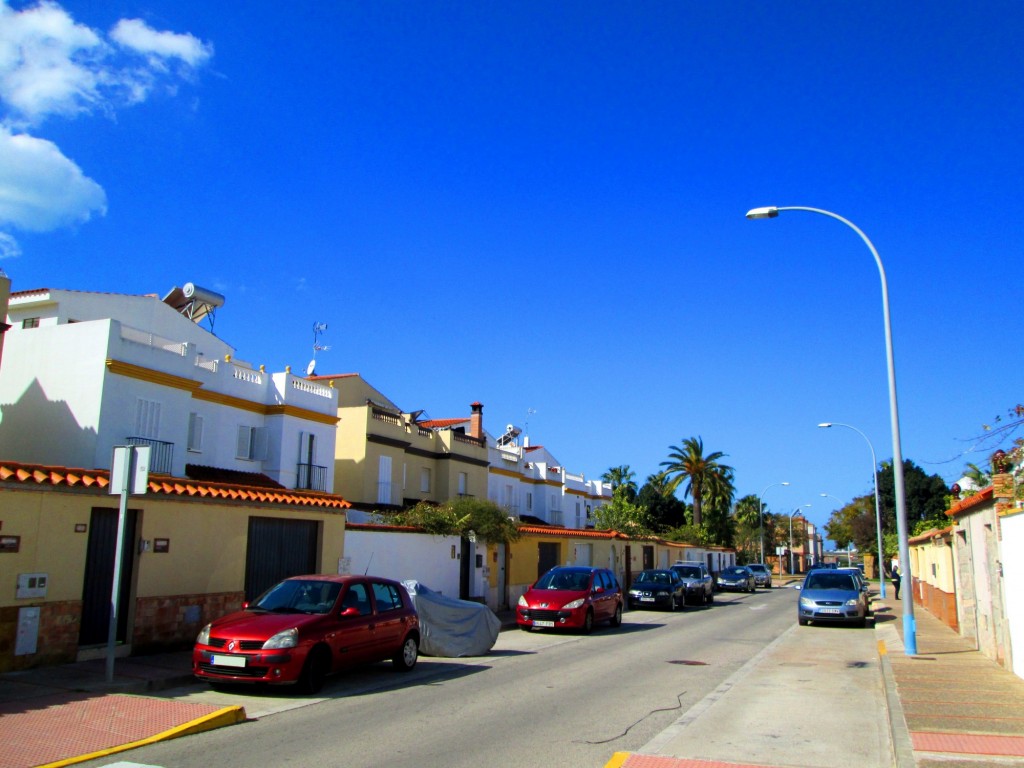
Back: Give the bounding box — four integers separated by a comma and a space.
106, 445, 150, 683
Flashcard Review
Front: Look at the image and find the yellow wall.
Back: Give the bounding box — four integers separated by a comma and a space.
0, 485, 347, 608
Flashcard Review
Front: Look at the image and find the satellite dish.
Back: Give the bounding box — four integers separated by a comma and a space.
506, 424, 515, 433
306, 359, 317, 376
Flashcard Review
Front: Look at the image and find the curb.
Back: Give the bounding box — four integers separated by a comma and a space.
37, 704, 247, 768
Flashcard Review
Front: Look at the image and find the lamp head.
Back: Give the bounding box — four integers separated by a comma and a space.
818, 422, 832, 428
782, 481, 791, 486
745, 206, 779, 220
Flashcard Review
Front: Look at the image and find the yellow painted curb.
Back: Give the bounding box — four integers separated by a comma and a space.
604, 752, 631, 768
878, 639, 888, 656
39, 705, 247, 768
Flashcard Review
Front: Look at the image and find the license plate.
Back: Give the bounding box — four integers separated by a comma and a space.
533, 620, 555, 627
210, 654, 247, 668
640, 597, 655, 602
819, 608, 841, 615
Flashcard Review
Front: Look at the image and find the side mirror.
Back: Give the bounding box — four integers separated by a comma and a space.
593, 585, 605, 594
340, 606, 360, 618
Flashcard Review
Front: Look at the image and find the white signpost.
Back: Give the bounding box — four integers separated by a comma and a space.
106, 445, 150, 683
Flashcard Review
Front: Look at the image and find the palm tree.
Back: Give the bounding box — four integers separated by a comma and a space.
601, 465, 638, 498
661, 437, 733, 528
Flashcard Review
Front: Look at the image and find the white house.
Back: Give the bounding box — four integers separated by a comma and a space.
0, 284, 339, 491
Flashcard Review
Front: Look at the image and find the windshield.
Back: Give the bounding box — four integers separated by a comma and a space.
535, 569, 592, 591
747, 565, 767, 573
251, 579, 343, 614
673, 566, 701, 579
804, 574, 856, 591
636, 571, 672, 584
722, 567, 747, 577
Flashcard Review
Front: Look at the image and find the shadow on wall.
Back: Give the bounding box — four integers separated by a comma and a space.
0, 379, 98, 466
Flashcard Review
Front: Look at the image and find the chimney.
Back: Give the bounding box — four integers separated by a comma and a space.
470, 402, 483, 439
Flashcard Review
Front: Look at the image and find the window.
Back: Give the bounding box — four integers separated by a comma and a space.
187, 413, 203, 452
21, 317, 39, 329
341, 583, 372, 616
458, 472, 467, 496
526, 492, 533, 511
236, 425, 268, 461
378, 455, 393, 505
298, 432, 316, 464
135, 399, 161, 438
420, 467, 431, 493
371, 581, 403, 612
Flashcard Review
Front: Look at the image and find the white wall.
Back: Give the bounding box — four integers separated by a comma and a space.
343, 528, 462, 597
1001, 510, 1024, 679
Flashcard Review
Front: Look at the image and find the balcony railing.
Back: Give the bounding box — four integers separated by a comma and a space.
297, 463, 328, 492
126, 436, 174, 474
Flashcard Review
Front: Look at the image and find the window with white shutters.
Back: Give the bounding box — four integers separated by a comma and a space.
135, 399, 161, 438
187, 413, 203, 452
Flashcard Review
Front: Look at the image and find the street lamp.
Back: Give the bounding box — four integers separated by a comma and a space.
790, 504, 812, 574
747, 205, 915, 655
819, 493, 852, 566
818, 422, 887, 597
758, 481, 790, 564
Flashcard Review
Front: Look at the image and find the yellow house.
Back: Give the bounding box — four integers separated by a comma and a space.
315, 373, 489, 511
0, 460, 348, 672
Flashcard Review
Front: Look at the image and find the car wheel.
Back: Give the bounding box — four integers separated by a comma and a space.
581, 609, 594, 635
297, 646, 330, 694
393, 635, 419, 671
519, 624, 532, 631
668, 595, 677, 612
609, 603, 623, 627
707, 590, 714, 604
798, 617, 809, 626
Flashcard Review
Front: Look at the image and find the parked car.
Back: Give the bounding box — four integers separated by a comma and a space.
628, 569, 686, 611
746, 563, 773, 588
670, 561, 715, 605
517, 566, 623, 633
193, 574, 420, 693
717, 565, 756, 593
797, 570, 869, 627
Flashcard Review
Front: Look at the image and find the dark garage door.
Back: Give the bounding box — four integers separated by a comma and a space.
245, 516, 319, 602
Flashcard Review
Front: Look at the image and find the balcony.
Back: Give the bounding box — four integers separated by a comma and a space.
297, 463, 328, 492
126, 436, 174, 475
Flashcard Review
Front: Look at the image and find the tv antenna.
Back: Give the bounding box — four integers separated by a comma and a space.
525, 408, 536, 440
306, 321, 331, 376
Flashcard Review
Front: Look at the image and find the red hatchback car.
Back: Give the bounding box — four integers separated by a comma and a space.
516, 566, 623, 633
193, 574, 420, 693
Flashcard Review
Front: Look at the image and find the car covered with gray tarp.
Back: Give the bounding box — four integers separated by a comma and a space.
402, 581, 501, 657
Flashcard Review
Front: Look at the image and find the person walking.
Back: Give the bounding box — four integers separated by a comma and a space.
891, 564, 901, 600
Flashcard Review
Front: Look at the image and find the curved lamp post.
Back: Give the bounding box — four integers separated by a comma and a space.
758, 481, 790, 564
819, 422, 887, 597
746, 205, 915, 655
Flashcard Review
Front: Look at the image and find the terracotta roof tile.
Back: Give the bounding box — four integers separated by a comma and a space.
946, 487, 994, 517
417, 418, 469, 429
0, 461, 350, 510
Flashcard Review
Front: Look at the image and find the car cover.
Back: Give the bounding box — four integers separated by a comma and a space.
401, 581, 500, 657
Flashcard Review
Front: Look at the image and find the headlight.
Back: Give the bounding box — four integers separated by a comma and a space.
262, 627, 298, 649
562, 598, 585, 610
628, 589, 641, 597
518, 595, 528, 607
799, 597, 813, 607
845, 598, 860, 607
196, 624, 211, 645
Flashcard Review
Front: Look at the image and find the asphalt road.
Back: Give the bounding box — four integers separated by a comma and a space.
78, 587, 800, 768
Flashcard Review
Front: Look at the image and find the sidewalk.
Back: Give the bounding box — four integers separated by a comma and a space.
3, 599, 1024, 768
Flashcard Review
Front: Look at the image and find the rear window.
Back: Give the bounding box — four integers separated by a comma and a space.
372, 581, 404, 612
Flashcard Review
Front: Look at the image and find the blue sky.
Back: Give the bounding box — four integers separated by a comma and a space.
2, 1, 1021, 538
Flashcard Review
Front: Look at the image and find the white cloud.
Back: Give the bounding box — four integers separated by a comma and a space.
0, 127, 106, 232
0, 1, 211, 253
0, 1, 213, 126
110, 18, 212, 68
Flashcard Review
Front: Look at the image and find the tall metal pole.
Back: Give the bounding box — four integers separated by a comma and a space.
747, 205, 916, 654
819, 422, 887, 598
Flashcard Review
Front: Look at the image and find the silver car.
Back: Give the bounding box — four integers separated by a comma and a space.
798, 570, 869, 627
746, 563, 772, 588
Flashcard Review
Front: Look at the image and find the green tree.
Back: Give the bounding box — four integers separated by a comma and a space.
732, 494, 764, 562
601, 465, 638, 503
378, 497, 520, 544
591, 485, 655, 536
701, 466, 736, 548
637, 471, 689, 530
661, 437, 732, 528
877, 459, 951, 531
